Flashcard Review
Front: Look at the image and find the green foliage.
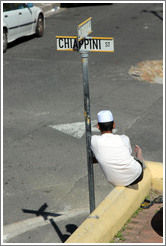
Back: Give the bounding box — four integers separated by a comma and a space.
132, 207, 143, 217
110, 231, 125, 243
110, 207, 143, 243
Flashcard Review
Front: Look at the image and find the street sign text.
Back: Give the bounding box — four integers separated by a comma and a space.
77, 17, 92, 41
56, 36, 114, 52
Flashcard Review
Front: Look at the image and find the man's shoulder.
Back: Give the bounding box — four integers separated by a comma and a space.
119, 134, 129, 139
119, 134, 131, 146
111, 134, 129, 139
91, 135, 100, 140
112, 134, 130, 144
91, 135, 100, 144
91, 135, 100, 150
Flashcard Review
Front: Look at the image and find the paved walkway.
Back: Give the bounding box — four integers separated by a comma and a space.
112, 203, 163, 243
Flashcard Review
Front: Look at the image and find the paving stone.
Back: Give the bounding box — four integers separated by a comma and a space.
113, 203, 163, 243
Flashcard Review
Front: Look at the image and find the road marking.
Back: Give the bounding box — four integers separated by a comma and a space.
3, 208, 89, 243
49, 120, 98, 139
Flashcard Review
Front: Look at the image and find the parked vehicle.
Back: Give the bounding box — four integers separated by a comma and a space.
3, 3, 45, 52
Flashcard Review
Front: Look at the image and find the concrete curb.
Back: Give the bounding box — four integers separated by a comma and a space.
65, 161, 163, 243
145, 161, 163, 191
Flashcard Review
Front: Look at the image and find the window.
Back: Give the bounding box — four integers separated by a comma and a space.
3, 3, 27, 12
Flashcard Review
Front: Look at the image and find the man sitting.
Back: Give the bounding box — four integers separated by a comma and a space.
91, 110, 146, 186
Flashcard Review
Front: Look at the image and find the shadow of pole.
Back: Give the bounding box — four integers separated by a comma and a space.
22, 203, 78, 243
49, 218, 78, 243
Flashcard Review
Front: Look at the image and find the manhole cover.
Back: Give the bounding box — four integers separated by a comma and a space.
129, 60, 163, 84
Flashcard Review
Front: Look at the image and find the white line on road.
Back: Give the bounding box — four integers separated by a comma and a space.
3, 208, 89, 243
49, 120, 99, 139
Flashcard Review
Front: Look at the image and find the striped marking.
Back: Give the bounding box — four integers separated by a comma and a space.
49, 121, 98, 139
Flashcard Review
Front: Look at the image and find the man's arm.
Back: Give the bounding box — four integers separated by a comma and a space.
121, 135, 132, 154
91, 136, 98, 164
91, 151, 98, 164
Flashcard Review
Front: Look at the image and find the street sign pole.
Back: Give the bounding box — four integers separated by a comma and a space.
80, 51, 95, 213
56, 17, 114, 214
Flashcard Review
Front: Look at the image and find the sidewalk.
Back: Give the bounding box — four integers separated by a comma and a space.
34, 3, 62, 17
112, 201, 163, 243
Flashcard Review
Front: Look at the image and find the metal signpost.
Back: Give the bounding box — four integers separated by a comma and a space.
77, 17, 92, 41
56, 18, 114, 213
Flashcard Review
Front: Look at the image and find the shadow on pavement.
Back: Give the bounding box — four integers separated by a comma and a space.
142, 9, 163, 21
7, 34, 36, 50
22, 202, 62, 220
50, 219, 77, 242
22, 202, 78, 243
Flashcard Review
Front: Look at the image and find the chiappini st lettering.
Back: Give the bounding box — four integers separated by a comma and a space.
58, 38, 102, 51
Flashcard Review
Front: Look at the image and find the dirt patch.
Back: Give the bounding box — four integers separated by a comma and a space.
129, 60, 163, 84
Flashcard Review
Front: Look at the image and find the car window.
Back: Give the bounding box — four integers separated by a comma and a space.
3, 3, 27, 12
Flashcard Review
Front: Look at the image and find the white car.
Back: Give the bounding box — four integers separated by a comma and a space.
3, 3, 45, 52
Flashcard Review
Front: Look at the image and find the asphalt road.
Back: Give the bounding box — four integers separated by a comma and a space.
3, 2, 163, 232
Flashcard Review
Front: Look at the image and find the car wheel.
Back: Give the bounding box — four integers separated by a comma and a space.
36, 15, 44, 37
3, 29, 8, 53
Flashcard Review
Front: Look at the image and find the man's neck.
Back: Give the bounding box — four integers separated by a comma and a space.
101, 131, 112, 135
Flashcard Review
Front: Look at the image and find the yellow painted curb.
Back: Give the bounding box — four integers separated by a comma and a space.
66, 161, 163, 243
66, 168, 152, 243
145, 161, 163, 192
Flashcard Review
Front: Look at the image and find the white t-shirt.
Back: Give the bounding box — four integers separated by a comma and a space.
91, 133, 142, 186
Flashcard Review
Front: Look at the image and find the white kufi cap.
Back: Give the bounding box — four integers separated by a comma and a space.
97, 110, 114, 123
